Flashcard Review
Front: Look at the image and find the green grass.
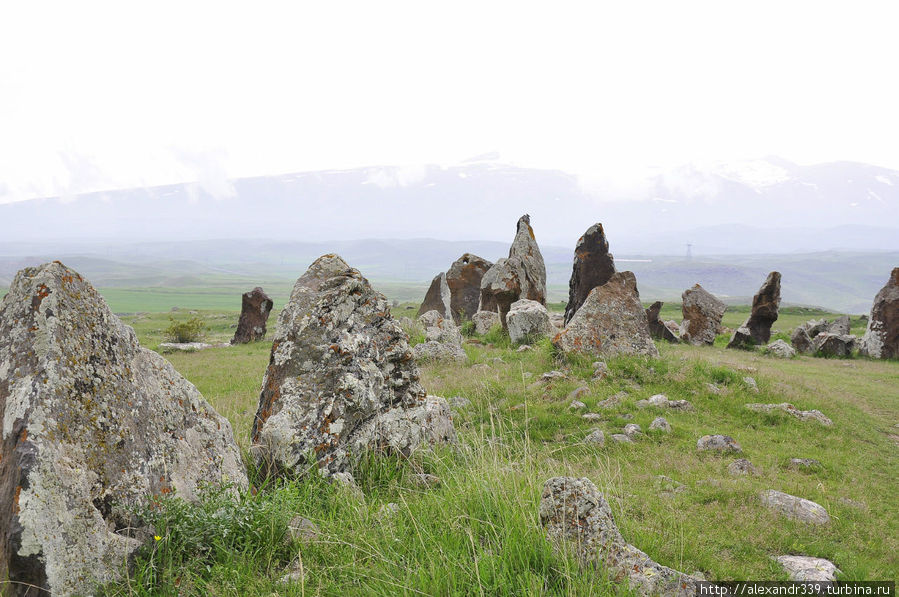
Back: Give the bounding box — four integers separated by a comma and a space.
95, 301, 898, 594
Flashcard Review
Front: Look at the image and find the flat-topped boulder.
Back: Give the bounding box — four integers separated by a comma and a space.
728, 272, 781, 349
231, 286, 274, 344
860, 267, 899, 359
1, 262, 247, 596
478, 215, 546, 327
417, 272, 452, 319
681, 284, 726, 345
553, 272, 659, 357
760, 490, 830, 524
445, 253, 493, 323
251, 254, 457, 480
563, 223, 616, 325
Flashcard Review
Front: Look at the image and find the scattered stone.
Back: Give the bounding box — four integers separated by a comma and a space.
813, 333, 857, 357
410, 473, 442, 488
766, 339, 796, 358
287, 516, 320, 543
553, 272, 659, 357
745, 403, 833, 426
541, 370, 568, 383
478, 215, 547, 327
636, 394, 693, 410
516, 344, 532, 352
860, 269, 899, 359
445, 253, 493, 323
728, 272, 781, 349
418, 310, 463, 345
506, 298, 553, 343
775, 555, 840, 582
610, 433, 633, 444
646, 301, 680, 342
760, 490, 830, 524
158, 341, 216, 352
448, 396, 471, 409
649, 417, 671, 433
697, 434, 742, 453
0, 262, 247, 595
251, 255, 457, 479
623, 423, 642, 438
231, 286, 274, 344
570, 400, 587, 410
706, 383, 724, 395
417, 272, 452, 318
743, 377, 759, 392
838, 497, 867, 510
568, 386, 589, 401
412, 340, 468, 363
597, 391, 627, 409
681, 284, 726, 345
582, 413, 603, 421
789, 458, 822, 470
583, 429, 606, 446
655, 475, 686, 495
619, 413, 634, 420
728, 459, 759, 476
539, 477, 699, 596
592, 361, 610, 380
564, 223, 617, 324
472, 310, 500, 335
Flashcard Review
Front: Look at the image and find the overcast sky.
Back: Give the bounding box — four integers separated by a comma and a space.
2, 1, 898, 204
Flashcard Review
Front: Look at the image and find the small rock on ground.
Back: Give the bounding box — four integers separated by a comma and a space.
569, 400, 587, 410
610, 433, 633, 444
287, 516, 320, 542
623, 423, 642, 438
649, 417, 671, 433
584, 429, 605, 446
727, 458, 759, 476
760, 489, 830, 524
775, 555, 840, 581
697, 434, 742, 453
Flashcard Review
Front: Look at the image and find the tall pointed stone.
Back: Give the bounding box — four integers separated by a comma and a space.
417, 272, 451, 318
478, 215, 546, 328
445, 253, 492, 323
1, 262, 246, 596
564, 223, 616, 324
728, 271, 781, 349
252, 255, 456, 480
860, 267, 899, 359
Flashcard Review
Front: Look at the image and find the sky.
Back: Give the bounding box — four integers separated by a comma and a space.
2, 1, 899, 204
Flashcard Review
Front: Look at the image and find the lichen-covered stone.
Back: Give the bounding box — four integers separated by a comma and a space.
813, 333, 857, 357
506, 299, 553, 344
471, 310, 500, 335
0, 261, 246, 596
775, 555, 840, 581
760, 490, 830, 524
445, 254, 493, 323
540, 477, 699, 596
744, 403, 832, 426
564, 223, 616, 325
697, 434, 741, 453
251, 254, 456, 479
231, 286, 274, 344
860, 268, 899, 359
681, 284, 726, 345
417, 272, 452, 319
766, 339, 796, 358
553, 272, 659, 358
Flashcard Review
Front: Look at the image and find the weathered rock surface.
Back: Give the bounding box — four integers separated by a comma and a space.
760, 490, 830, 524
0, 262, 247, 596
789, 458, 822, 470
412, 341, 467, 363
697, 435, 742, 452
251, 254, 457, 480
564, 223, 616, 325
745, 403, 833, 426
478, 215, 546, 327
623, 423, 642, 438
813, 333, 857, 357
728, 272, 781, 349
471, 310, 500, 335
583, 429, 605, 446
540, 477, 699, 596
766, 339, 796, 358
636, 394, 693, 410
681, 284, 726, 345
506, 299, 553, 344
728, 459, 759, 476
158, 341, 217, 352
649, 417, 671, 433
418, 310, 463, 345
775, 555, 840, 581
553, 272, 659, 357
646, 301, 680, 342
860, 268, 899, 359
445, 253, 493, 323
231, 286, 274, 344
417, 272, 452, 319
828, 315, 851, 335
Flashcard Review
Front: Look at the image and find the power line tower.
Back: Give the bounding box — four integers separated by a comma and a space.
686, 243, 693, 262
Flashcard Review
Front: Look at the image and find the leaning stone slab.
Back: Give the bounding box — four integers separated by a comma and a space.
251, 254, 457, 480
760, 490, 830, 524
728, 272, 781, 349
775, 555, 840, 581
745, 403, 832, 426
540, 477, 700, 596
0, 261, 247, 596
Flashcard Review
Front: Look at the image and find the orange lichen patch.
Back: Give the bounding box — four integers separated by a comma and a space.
14, 485, 22, 513
31, 284, 51, 311
19, 428, 28, 443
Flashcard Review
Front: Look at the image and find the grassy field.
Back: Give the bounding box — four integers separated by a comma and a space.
98, 297, 899, 596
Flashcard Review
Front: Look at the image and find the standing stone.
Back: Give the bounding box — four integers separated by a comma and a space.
445, 254, 493, 323
553, 272, 659, 357
681, 284, 726, 345
478, 215, 546, 328
728, 272, 781, 349
860, 267, 899, 359
506, 299, 554, 344
417, 272, 452, 319
252, 255, 457, 480
564, 223, 616, 324
0, 262, 247, 596
231, 286, 274, 344
540, 477, 699, 596
646, 301, 680, 342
